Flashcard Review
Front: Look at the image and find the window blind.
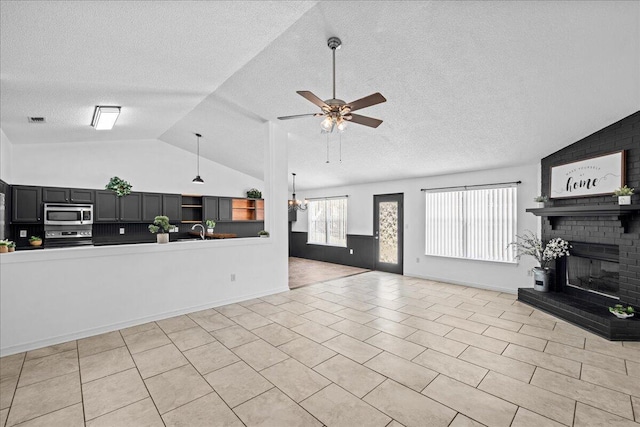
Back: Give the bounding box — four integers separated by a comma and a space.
425, 186, 517, 263
308, 197, 348, 247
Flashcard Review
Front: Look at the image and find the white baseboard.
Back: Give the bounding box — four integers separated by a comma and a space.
404, 273, 518, 295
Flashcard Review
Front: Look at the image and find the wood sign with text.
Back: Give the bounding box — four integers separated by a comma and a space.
550, 151, 625, 199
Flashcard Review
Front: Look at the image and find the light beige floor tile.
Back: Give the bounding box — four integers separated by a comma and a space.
397, 305, 442, 321
120, 321, 158, 337
248, 302, 284, 317
422, 375, 517, 426
365, 332, 425, 360
188, 310, 236, 331
627, 360, 640, 378
204, 361, 273, 408
231, 312, 273, 330
518, 324, 584, 348
167, 326, 215, 351
13, 403, 84, 427
367, 298, 407, 310
307, 299, 346, 313
210, 325, 259, 348
581, 364, 640, 397
291, 321, 341, 343
252, 323, 300, 346
278, 337, 336, 368
337, 298, 377, 312
235, 388, 321, 427
163, 392, 243, 426
24, 341, 76, 361
365, 379, 456, 427
552, 321, 595, 339
503, 344, 581, 378
183, 341, 239, 375
261, 358, 330, 402
314, 291, 346, 304
366, 318, 417, 338
632, 396, 640, 422
133, 344, 188, 379
233, 339, 289, 371
260, 293, 292, 305
279, 301, 315, 315
329, 319, 380, 341
82, 368, 147, 421
156, 315, 197, 334
427, 304, 474, 319
510, 408, 565, 427
544, 341, 626, 374
395, 296, 435, 309
86, 398, 163, 427
123, 328, 171, 354
435, 315, 488, 334
585, 337, 640, 362
530, 368, 634, 420
301, 383, 390, 427
301, 309, 343, 326
0, 354, 24, 380
366, 306, 410, 322
478, 371, 574, 425
0, 408, 7, 427
364, 351, 438, 392
482, 326, 547, 351
413, 349, 488, 387
467, 313, 522, 332
324, 334, 382, 363
401, 316, 453, 335
334, 307, 378, 324
266, 311, 308, 328
77, 331, 125, 358
79, 346, 135, 383
459, 346, 535, 383
486, 301, 533, 316
144, 364, 212, 414
458, 303, 505, 318
215, 303, 253, 317
1, 375, 18, 410
449, 413, 487, 427
17, 350, 78, 388
574, 402, 639, 427
445, 328, 508, 354
314, 354, 385, 398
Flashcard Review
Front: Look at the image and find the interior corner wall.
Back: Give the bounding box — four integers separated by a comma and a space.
0, 129, 13, 183
8, 138, 263, 196
291, 163, 540, 293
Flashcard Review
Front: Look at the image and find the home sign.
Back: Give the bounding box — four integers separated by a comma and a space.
550, 151, 625, 199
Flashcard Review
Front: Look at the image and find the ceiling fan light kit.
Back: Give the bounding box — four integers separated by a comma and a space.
278, 37, 386, 133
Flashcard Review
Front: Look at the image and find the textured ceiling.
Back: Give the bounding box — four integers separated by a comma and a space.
2, 1, 639, 190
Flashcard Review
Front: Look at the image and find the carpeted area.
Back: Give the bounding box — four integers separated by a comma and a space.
288, 257, 369, 289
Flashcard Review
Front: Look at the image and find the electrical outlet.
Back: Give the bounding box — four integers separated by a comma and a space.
20, 230, 27, 238
119, 228, 125, 235
349, 249, 354, 255
416, 257, 420, 263
230, 273, 236, 282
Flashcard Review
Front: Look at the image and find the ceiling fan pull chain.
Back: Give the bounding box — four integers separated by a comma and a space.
340, 133, 342, 163
326, 133, 330, 164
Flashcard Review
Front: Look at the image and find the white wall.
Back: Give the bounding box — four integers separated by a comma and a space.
9, 138, 263, 196
292, 163, 541, 293
0, 129, 13, 183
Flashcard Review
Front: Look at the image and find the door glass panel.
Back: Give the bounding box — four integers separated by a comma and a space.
378, 201, 398, 264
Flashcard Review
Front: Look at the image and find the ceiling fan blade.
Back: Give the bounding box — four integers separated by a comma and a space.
297, 91, 329, 109
277, 113, 322, 120
347, 93, 386, 112
348, 113, 383, 128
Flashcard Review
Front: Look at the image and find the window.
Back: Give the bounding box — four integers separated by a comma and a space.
307, 197, 348, 247
424, 186, 517, 263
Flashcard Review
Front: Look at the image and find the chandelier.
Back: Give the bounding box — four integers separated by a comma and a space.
288, 173, 307, 212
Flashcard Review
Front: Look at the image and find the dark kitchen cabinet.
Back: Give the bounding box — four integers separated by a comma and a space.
218, 197, 232, 221
203, 196, 218, 222
163, 194, 181, 222
42, 187, 69, 203
70, 189, 94, 204
119, 192, 142, 222
12, 186, 42, 223
142, 193, 162, 222
95, 191, 119, 222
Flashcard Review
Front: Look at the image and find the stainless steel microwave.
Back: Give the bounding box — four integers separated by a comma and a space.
44, 203, 93, 225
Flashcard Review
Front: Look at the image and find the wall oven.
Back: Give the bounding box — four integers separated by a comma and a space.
44, 203, 94, 248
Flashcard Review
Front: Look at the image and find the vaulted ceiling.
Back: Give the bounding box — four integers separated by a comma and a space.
1, 1, 638, 190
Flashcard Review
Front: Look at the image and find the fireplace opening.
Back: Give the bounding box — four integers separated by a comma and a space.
566, 242, 620, 299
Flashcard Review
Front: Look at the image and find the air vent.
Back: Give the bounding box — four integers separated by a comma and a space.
28, 117, 46, 123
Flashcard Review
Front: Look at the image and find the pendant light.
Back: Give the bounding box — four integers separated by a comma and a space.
288, 173, 307, 211
192, 133, 204, 184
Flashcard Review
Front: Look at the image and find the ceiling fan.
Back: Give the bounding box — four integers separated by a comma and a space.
277, 37, 386, 133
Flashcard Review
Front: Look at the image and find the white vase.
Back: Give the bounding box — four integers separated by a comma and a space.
618, 195, 631, 205
532, 267, 552, 292
536, 202, 545, 208
207, 228, 214, 234
157, 233, 169, 244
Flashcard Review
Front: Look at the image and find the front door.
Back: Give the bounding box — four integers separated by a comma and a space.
374, 194, 403, 274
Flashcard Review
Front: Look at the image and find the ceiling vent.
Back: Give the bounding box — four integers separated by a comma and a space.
28, 117, 46, 123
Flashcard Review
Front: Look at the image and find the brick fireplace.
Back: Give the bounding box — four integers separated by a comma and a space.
518, 111, 640, 340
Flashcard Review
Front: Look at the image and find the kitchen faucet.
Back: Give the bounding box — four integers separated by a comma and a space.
191, 223, 205, 240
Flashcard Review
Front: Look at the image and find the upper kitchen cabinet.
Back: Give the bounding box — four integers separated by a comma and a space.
119, 192, 142, 222
231, 198, 264, 221
142, 193, 162, 222
12, 185, 42, 223
95, 190, 119, 222
42, 187, 94, 204
203, 196, 219, 222
163, 194, 182, 222
218, 197, 232, 221
70, 189, 94, 204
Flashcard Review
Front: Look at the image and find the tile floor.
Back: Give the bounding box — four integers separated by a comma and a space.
1, 270, 639, 426
288, 257, 369, 289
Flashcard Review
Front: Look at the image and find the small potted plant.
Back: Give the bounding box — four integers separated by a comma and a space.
247, 188, 262, 199
7, 241, 15, 252
609, 304, 634, 319
613, 185, 634, 205
148, 216, 174, 244
29, 236, 43, 247
0, 240, 8, 254
258, 230, 269, 238
533, 195, 548, 208
205, 219, 216, 234
105, 176, 133, 197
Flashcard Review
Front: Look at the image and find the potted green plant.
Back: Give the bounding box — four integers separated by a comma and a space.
247, 188, 262, 199
0, 240, 8, 254
609, 304, 634, 319
148, 216, 174, 244
533, 195, 548, 208
258, 230, 269, 238
29, 236, 43, 247
509, 230, 571, 292
613, 185, 634, 205
105, 176, 133, 197
205, 219, 216, 234
7, 241, 15, 252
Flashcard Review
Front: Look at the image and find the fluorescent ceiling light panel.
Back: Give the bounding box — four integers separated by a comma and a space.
91, 106, 121, 130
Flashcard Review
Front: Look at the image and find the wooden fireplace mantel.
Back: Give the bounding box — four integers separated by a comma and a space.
526, 204, 640, 232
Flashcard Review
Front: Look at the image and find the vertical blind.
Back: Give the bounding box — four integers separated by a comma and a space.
425, 186, 517, 263
308, 197, 348, 247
